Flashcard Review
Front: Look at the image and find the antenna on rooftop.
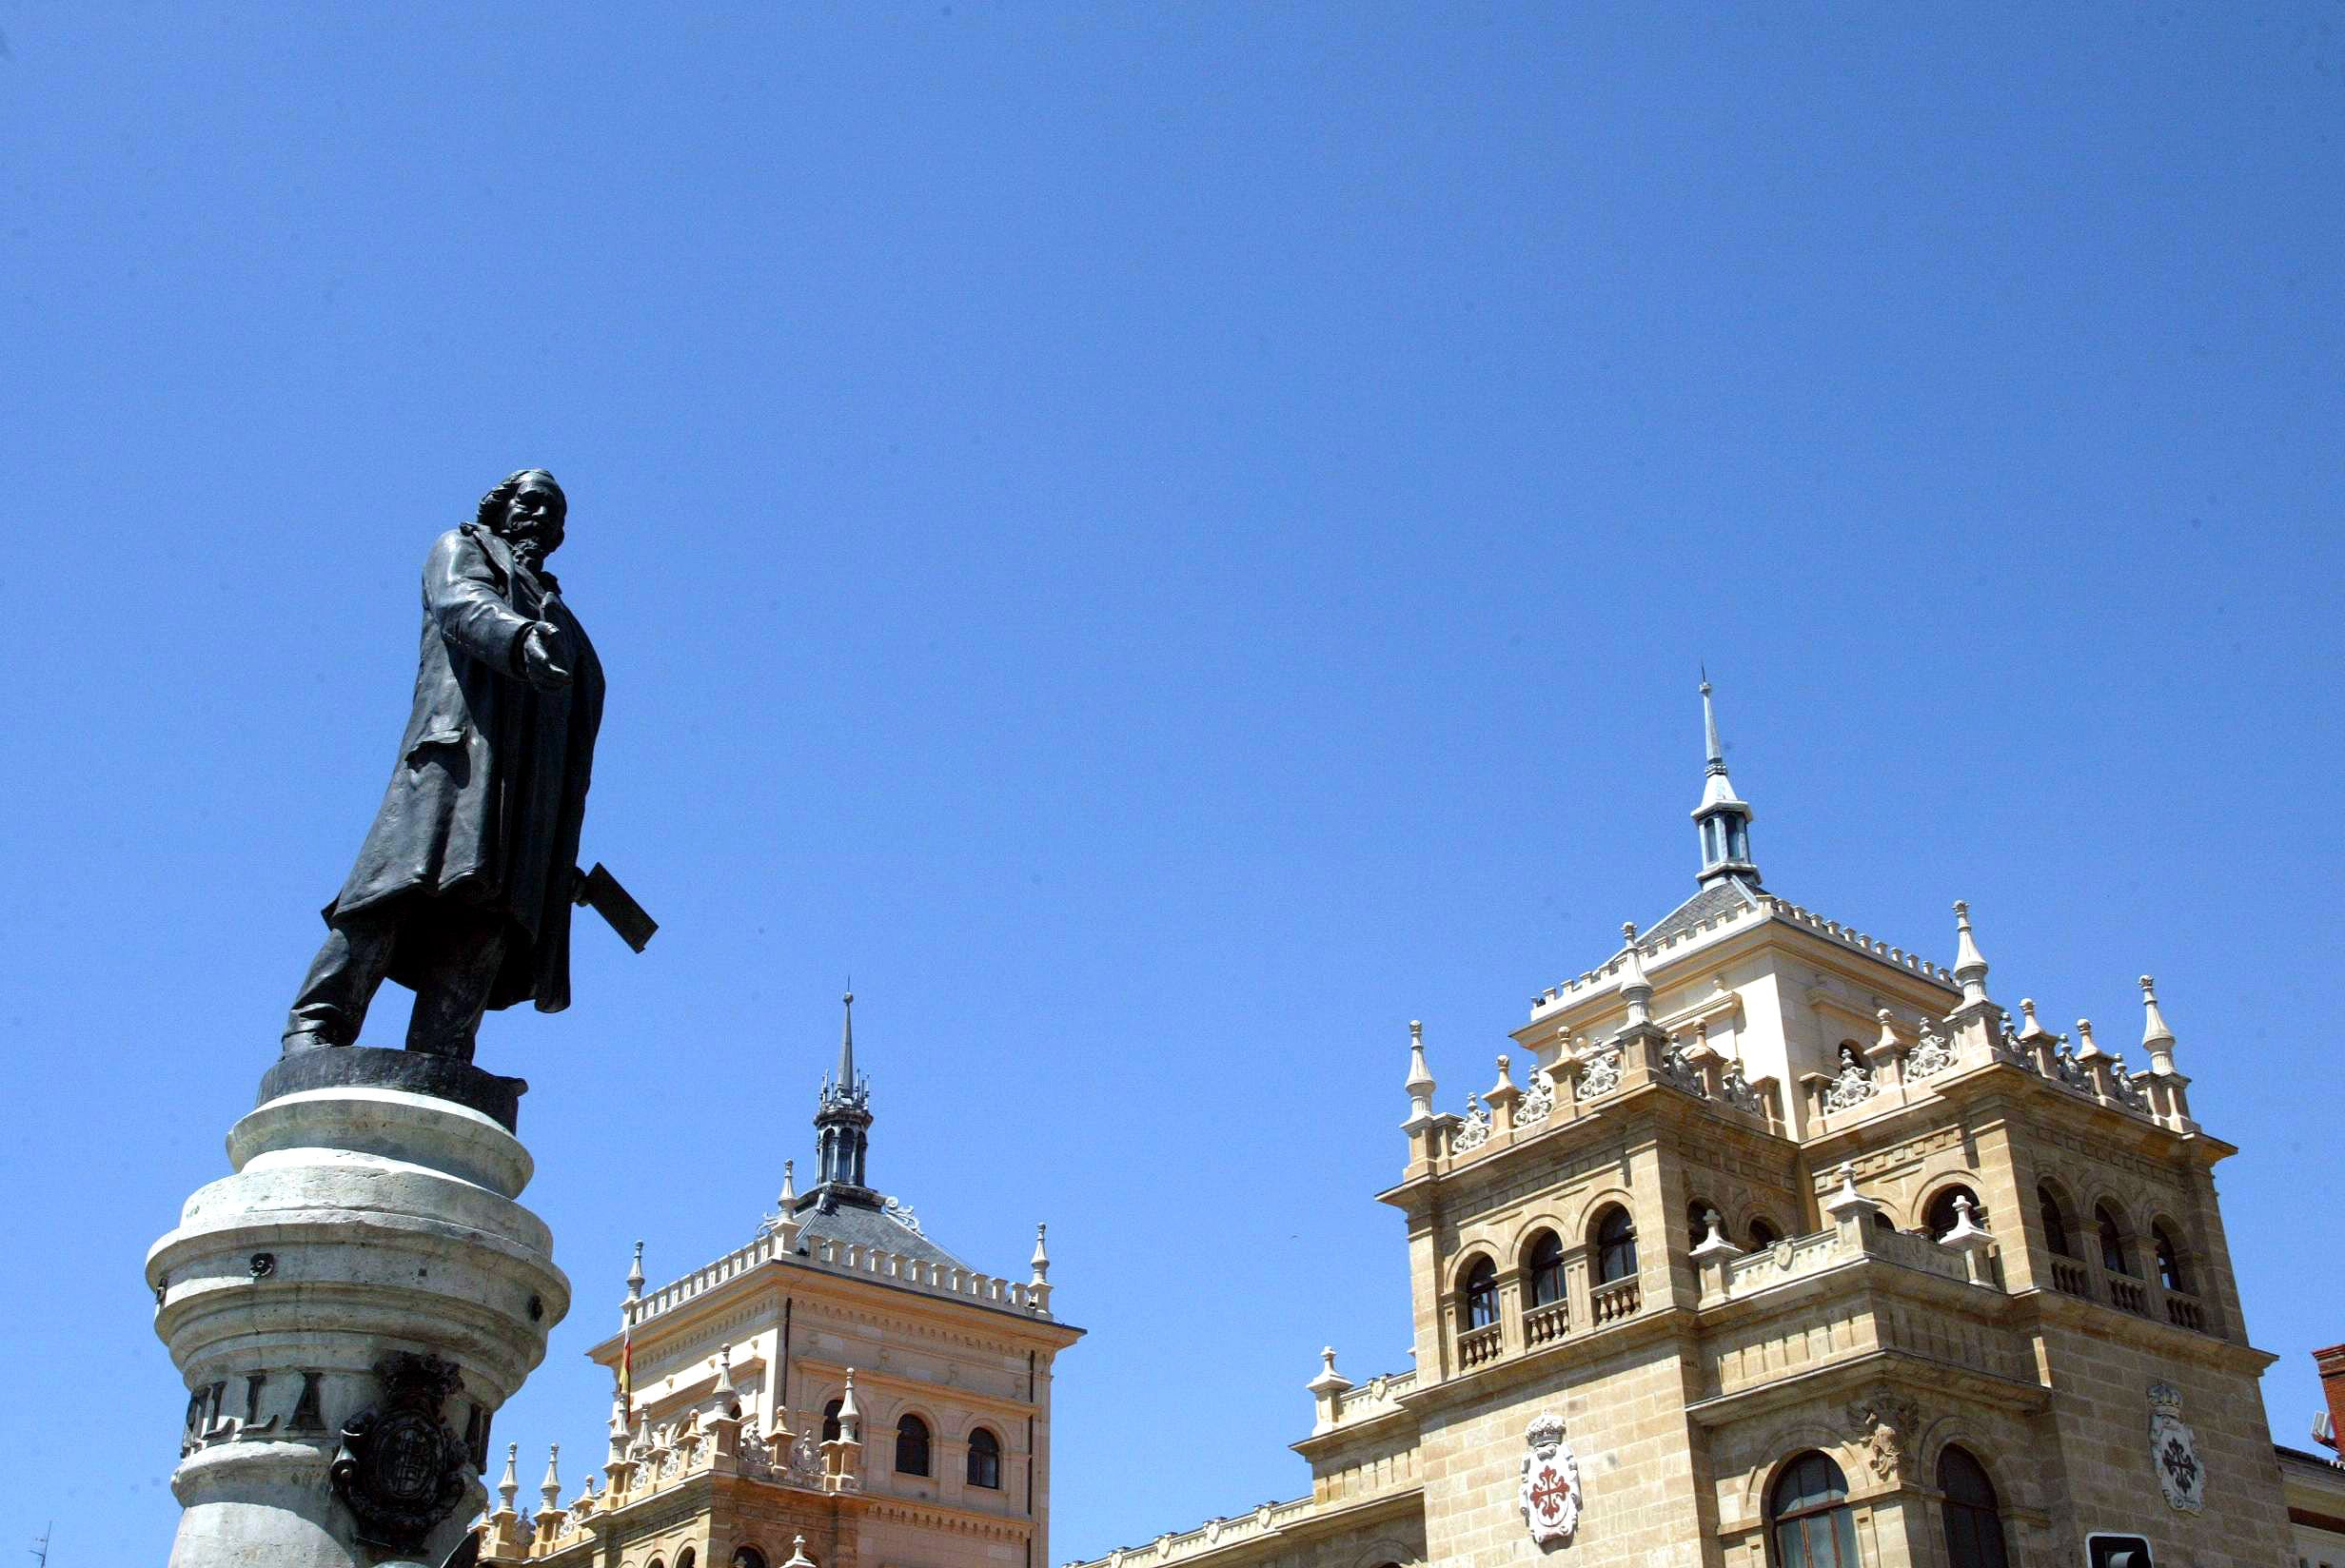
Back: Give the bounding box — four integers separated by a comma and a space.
30, 1523, 50, 1567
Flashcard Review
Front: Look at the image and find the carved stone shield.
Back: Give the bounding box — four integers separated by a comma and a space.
2148, 1382, 2205, 1513
1517, 1411, 1582, 1546
331, 1354, 471, 1551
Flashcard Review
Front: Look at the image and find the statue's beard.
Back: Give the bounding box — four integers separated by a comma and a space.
501, 524, 562, 569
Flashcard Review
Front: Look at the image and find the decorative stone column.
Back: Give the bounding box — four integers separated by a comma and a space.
148, 1049, 571, 1568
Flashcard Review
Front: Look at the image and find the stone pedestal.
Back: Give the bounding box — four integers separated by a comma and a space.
148, 1050, 570, 1568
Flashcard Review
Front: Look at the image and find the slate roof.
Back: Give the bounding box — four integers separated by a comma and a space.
793, 1189, 973, 1275
1640, 874, 1765, 947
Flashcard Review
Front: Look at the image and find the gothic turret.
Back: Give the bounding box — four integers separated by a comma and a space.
1693, 675, 1759, 884
813, 990, 873, 1194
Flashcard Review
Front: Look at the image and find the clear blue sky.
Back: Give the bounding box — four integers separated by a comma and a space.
3, 5, 2338, 1560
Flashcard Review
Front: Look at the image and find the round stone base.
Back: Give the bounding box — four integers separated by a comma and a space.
149, 1079, 569, 1568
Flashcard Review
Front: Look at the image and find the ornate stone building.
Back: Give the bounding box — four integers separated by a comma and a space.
481, 995, 1080, 1568
1064, 686, 2321, 1568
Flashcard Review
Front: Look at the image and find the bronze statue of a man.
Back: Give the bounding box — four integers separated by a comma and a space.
283, 469, 606, 1061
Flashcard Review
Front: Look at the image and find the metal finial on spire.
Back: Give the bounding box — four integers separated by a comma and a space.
838, 987, 857, 1088
1701, 669, 1725, 774
1691, 676, 1756, 884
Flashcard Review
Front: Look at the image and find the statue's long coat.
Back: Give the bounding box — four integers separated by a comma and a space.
326, 522, 606, 1013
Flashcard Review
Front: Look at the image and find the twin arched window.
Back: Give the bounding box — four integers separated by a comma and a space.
1764, 1443, 2007, 1568
1940, 1445, 2009, 1568
968, 1425, 1003, 1489
896, 1414, 932, 1476
1768, 1451, 1859, 1568
1526, 1231, 1565, 1308
1459, 1257, 1499, 1330
1594, 1206, 1637, 1284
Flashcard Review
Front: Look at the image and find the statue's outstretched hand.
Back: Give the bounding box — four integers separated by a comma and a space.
520, 622, 573, 691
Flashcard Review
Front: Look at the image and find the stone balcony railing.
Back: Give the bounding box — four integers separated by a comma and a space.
1524, 1301, 1569, 1347
1589, 1276, 1642, 1324
2048, 1255, 2093, 1299
1320, 1366, 1417, 1434
629, 1225, 1050, 1332
1702, 1204, 1984, 1311
1066, 1494, 1322, 1568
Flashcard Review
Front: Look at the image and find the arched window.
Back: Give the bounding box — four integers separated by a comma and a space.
2097, 1205, 2135, 1276
1939, 1445, 2009, 1568
1924, 1186, 1981, 1241
1748, 1218, 1783, 1249
1769, 1451, 1860, 1568
968, 1426, 1003, 1489
2038, 1185, 2073, 1258
820, 1399, 843, 1442
1526, 1231, 1565, 1307
678, 1552, 698, 1568
2154, 1225, 2188, 1293
1459, 1257, 1499, 1330
1687, 1198, 1719, 1245
896, 1414, 932, 1476
1872, 1210, 1897, 1234
1594, 1207, 1637, 1284
734, 1551, 769, 1568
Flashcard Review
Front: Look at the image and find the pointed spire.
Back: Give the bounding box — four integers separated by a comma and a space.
779, 1159, 798, 1208
2015, 998, 2048, 1041
1692, 676, 1758, 885
838, 1368, 862, 1443
1617, 923, 1653, 1026
1403, 1020, 1436, 1126
706, 1343, 739, 1424
784, 1537, 816, 1568
1952, 901, 1992, 1009
815, 989, 874, 1188
497, 1441, 521, 1515
1031, 1223, 1051, 1283
2074, 1017, 2104, 1062
2139, 975, 2178, 1074
625, 1239, 644, 1303
540, 1442, 562, 1512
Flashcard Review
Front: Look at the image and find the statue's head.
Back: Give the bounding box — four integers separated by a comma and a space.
477, 469, 567, 565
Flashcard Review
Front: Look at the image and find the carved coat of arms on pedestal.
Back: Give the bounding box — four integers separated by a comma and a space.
1517, 1411, 1582, 1547
2148, 1382, 2205, 1513
330, 1352, 472, 1551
